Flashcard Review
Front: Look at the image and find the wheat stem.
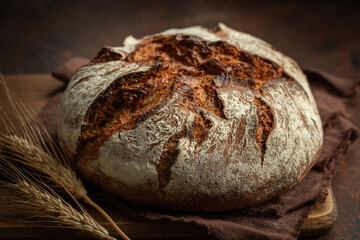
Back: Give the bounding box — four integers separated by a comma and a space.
84, 195, 130, 240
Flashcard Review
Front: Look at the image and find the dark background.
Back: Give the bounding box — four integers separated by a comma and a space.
1, 0, 360, 79
1, 0, 360, 239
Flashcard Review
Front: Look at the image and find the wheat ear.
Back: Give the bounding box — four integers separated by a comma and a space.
0, 74, 130, 240
0, 158, 116, 240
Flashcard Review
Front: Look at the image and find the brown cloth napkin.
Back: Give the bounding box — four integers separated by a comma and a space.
42, 58, 359, 240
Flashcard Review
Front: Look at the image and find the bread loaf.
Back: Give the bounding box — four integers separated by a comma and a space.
58, 23, 323, 212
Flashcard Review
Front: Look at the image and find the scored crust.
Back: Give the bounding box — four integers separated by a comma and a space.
58, 23, 323, 212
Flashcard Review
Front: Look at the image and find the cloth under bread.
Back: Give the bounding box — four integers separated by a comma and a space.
43, 58, 359, 240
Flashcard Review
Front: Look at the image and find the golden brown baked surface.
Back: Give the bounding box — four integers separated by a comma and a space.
79, 34, 292, 171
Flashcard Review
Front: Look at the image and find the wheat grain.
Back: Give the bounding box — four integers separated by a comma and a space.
13, 182, 114, 240
0, 73, 130, 240
0, 134, 88, 199
0, 161, 116, 240
0, 74, 86, 200
0, 134, 130, 240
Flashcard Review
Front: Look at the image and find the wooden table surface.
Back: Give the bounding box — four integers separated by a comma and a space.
0, 1, 359, 239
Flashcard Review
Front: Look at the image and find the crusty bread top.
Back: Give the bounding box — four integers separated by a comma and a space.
58, 23, 323, 211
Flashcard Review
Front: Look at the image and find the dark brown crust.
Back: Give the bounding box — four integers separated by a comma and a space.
156, 122, 187, 192
192, 111, 213, 146
77, 34, 295, 191
254, 96, 275, 166
91, 47, 124, 63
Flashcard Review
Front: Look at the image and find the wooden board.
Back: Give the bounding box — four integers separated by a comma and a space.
0, 74, 338, 239
300, 187, 337, 238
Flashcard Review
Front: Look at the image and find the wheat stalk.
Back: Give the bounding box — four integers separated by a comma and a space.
0, 74, 130, 240
0, 159, 116, 240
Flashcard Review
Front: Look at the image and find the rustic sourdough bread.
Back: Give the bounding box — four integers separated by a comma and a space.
58, 23, 323, 212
